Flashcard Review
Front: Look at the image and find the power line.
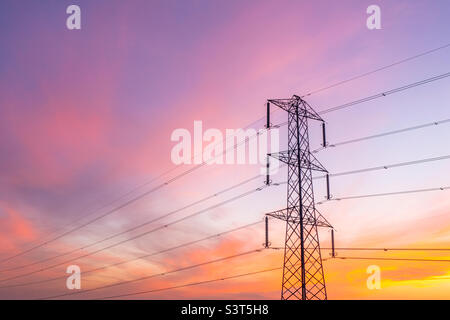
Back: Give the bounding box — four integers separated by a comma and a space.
269, 247, 450, 252
39, 248, 263, 300
302, 42, 450, 97
13, 104, 280, 261
320, 155, 450, 179
265, 155, 450, 206
313, 118, 450, 153
0, 168, 198, 264
90, 259, 331, 300
324, 247, 450, 252
317, 186, 450, 204
17, 123, 268, 253
270, 183, 450, 204
0, 122, 272, 265
0, 177, 262, 273
335, 257, 450, 263
319, 72, 450, 114
270, 155, 450, 183
22, 105, 276, 253
95, 266, 284, 300
276, 71, 450, 129
17, 96, 279, 264
262, 43, 450, 130
0, 184, 272, 282
2, 174, 266, 274
0, 219, 264, 289
269, 156, 450, 197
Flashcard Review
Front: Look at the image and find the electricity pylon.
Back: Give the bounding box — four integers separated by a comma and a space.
266, 95, 332, 300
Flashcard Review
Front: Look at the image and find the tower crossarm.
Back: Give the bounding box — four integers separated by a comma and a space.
269, 150, 328, 173
266, 207, 333, 228
268, 95, 324, 122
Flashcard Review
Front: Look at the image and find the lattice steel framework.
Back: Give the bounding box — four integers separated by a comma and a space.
267, 95, 332, 300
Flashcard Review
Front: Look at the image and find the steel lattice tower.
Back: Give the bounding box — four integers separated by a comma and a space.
266, 95, 332, 300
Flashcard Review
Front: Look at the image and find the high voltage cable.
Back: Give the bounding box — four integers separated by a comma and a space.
0, 176, 262, 273
39, 248, 264, 300
323, 247, 450, 252
21, 123, 267, 251
316, 155, 450, 179
93, 266, 285, 300
319, 72, 450, 114
21, 105, 275, 254
0, 170, 195, 264
0, 165, 192, 263
301, 42, 450, 97
0, 220, 264, 289
268, 248, 450, 262
82, 261, 331, 300
18, 103, 266, 262
269, 247, 450, 252
270, 155, 450, 183
270, 182, 450, 205
0, 184, 271, 282
0, 129, 268, 266
312, 118, 450, 153
335, 257, 450, 263
0, 176, 272, 274
276, 71, 450, 129
317, 186, 450, 204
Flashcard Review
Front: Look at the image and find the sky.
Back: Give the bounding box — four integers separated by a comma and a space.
0, 0, 449, 299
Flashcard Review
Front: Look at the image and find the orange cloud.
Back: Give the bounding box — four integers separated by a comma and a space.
0, 201, 38, 253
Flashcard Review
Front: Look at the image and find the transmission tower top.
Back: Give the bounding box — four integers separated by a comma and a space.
268, 95, 324, 122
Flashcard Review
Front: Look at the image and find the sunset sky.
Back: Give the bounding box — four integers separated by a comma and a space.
0, 0, 449, 299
